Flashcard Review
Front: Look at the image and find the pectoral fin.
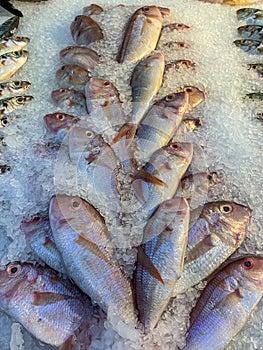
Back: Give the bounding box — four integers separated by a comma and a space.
137, 246, 164, 285
32, 292, 75, 306
75, 234, 110, 265
185, 234, 216, 263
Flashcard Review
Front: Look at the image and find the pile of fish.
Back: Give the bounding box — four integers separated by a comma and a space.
0, 4, 262, 350
198, 0, 262, 5
0, 15, 32, 176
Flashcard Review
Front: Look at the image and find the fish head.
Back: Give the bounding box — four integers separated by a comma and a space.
145, 52, 165, 68
136, 6, 170, 22
164, 142, 193, 163
0, 262, 36, 301
51, 88, 71, 104
234, 39, 258, 51
12, 36, 30, 46
20, 213, 49, 243
85, 78, 119, 107
159, 91, 189, 114
236, 8, 255, 21
56, 65, 72, 82
8, 80, 31, 90
161, 197, 189, 219
239, 256, 263, 292
181, 86, 205, 111
12, 95, 33, 107
201, 201, 252, 247
44, 112, 79, 134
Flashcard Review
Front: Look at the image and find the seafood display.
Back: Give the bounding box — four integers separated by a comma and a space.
0, 2, 262, 350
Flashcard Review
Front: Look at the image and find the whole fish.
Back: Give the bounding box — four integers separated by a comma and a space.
183, 256, 263, 350
117, 6, 171, 64
51, 88, 86, 110
247, 62, 263, 76
238, 25, 263, 41
60, 46, 100, 70
0, 50, 28, 81
0, 80, 30, 98
20, 213, 66, 274
82, 4, 103, 16
199, 0, 261, 4
49, 195, 135, 327
0, 36, 29, 56
132, 142, 193, 223
237, 8, 263, 25
135, 91, 189, 162
245, 91, 263, 100
234, 39, 263, 54
56, 64, 91, 89
0, 164, 10, 174
70, 15, 103, 46
136, 197, 190, 333
0, 95, 33, 116
0, 261, 92, 348
85, 77, 126, 138
0, 16, 19, 39
172, 201, 251, 296
44, 112, 79, 135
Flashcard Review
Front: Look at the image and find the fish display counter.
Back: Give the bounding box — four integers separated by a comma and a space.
0, 0, 262, 350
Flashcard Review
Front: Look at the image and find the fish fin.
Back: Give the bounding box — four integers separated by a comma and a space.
212, 288, 243, 312
75, 234, 110, 265
137, 246, 164, 285
59, 334, 75, 350
32, 292, 74, 306
185, 234, 216, 263
112, 123, 137, 146
133, 168, 167, 187
132, 179, 147, 203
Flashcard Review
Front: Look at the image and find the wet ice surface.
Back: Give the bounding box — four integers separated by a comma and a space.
0, 0, 263, 349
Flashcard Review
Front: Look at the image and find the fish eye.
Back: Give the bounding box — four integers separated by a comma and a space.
177, 24, 183, 27
179, 43, 185, 47
13, 81, 20, 87
85, 130, 94, 138
252, 65, 257, 69
207, 174, 212, 180
185, 87, 192, 93
165, 94, 175, 101
7, 263, 21, 276
70, 198, 82, 210
16, 97, 24, 104
32, 214, 41, 222
142, 6, 149, 11
219, 204, 233, 214
169, 143, 179, 150
103, 81, 110, 87
61, 66, 65, 70
1, 119, 8, 126
56, 114, 65, 121
59, 89, 65, 93
242, 259, 254, 270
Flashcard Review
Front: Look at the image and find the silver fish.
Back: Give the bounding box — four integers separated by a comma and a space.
0, 50, 28, 81
60, 46, 100, 70
238, 25, 263, 41
0, 95, 33, 116
172, 201, 252, 296
0, 261, 92, 348
20, 213, 66, 274
136, 197, 190, 333
0, 36, 29, 56
0, 80, 30, 98
49, 195, 135, 327
237, 8, 263, 25
0, 16, 19, 39
183, 256, 263, 350
234, 39, 263, 54
70, 15, 103, 46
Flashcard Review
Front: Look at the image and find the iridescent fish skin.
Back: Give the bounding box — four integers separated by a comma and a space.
237, 8, 263, 25
51, 88, 86, 110
117, 6, 171, 64
172, 201, 252, 296
0, 262, 92, 347
44, 112, 79, 135
0, 36, 29, 56
20, 214, 66, 274
56, 64, 91, 89
59, 46, 100, 71
199, 0, 261, 4
85, 77, 126, 134
131, 52, 165, 124
135, 91, 189, 162
0, 50, 28, 81
238, 25, 263, 41
0, 80, 30, 98
247, 63, 263, 76
0, 16, 19, 40
245, 92, 263, 100
136, 198, 190, 333
82, 4, 103, 16
70, 15, 103, 46
49, 195, 135, 326
133, 142, 193, 223
234, 39, 263, 54
0, 95, 33, 116
68, 126, 121, 218
183, 256, 263, 350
